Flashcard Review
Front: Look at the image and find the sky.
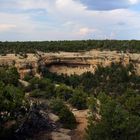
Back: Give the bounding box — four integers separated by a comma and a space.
0, 0, 140, 41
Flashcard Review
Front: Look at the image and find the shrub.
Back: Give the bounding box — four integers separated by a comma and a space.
69, 89, 88, 110
23, 74, 33, 81
50, 99, 76, 129
55, 84, 73, 101
29, 78, 55, 99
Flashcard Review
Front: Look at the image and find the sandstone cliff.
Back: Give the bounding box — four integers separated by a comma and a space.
0, 50, 140, 79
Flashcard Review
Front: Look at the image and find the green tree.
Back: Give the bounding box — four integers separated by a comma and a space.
50, 99, 76, 129
86, 93, 140, 140
0, 85, 24, 112
55, 84, 73, 101
69, 89, 88, 110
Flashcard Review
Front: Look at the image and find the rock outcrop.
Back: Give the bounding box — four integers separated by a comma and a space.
0, 50, 140, 78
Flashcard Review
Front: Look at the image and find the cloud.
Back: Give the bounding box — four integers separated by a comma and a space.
129, 0, 139, 4
0, 24, 16, 32
78, 27, 97, 36
0, 0, 140, 40
0, 12, 40, 41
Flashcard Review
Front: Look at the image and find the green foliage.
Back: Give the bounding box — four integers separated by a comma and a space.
1, 40, 140, 54
23, 74, 33, 81
29, 78, 55, 99
30, 89, 46, 98
69, 89, 88, 110
87, 96, 97, 112
0, 67, 28, 139
0, 67, 24, 114
43, 63, 139, 97
118, 89, 140, 116
125, 96, 140, 116
86, 93, 140, 140
50, 99, 76, 129
55, 84, 73, 101
59, 107, 77, 129
50, 98, 65, 113
29, 77, 88, 110
0, 67, 19, 86
0, 85, 24, 112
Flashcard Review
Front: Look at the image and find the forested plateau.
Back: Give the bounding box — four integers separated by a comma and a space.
0, 40, 140, 54
0, 40, 140, 140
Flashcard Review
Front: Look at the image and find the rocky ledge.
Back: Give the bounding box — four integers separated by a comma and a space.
0, 50, 140, 78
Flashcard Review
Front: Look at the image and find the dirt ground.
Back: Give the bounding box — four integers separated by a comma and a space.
71, 109, 88, 140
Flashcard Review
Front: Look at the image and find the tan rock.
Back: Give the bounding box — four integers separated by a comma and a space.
0, 50, 140, 78
58, 128, 71, 135
51, 132, 71, 140
48, 113, 59, 122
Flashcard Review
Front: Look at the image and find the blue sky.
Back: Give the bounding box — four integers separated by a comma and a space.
0, 0, 140, 41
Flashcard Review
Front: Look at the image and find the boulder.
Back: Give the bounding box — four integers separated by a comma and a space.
58, 128, 71, 135
51, 132, 71, 140
49, 113, 59, 122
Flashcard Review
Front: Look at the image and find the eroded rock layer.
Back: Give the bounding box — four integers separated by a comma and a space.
0, 50, 140, 78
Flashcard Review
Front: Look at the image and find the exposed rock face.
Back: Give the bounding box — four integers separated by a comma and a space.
42, 51, 130, 75
0, 54, 38, 79
0, 50, 140, 78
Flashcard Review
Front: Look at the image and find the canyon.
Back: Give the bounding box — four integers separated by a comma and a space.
0, 50, 140, 79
